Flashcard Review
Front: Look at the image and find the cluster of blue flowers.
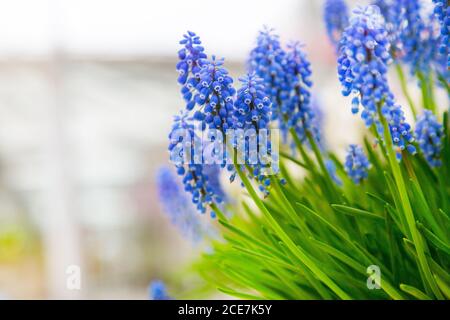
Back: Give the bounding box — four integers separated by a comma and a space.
172, 27, 336, 212
231, 73, 275, 195
172, 31, 285, 214
168, 111, 223, 216
397, 0, 441, 76
324, 0, 349, 49
337, 5, 416, 158
168, 111, 196, 160
415, 110, 444, 167
284, 42, 320, 145
432, 0, 449, 70
371, 0, 447, 80
249, 29, 321, 145
248, 28, 290, 136
201, 164, 227, 206
156, 166, 205, 240
371, 0, 405, 58
149, 280, 171, 300
193, 57, 236, 131
233, 73, 271, 130
176, 31, 236, 133
171, 32, 233, 217
177, 31, 207, 111
180, 164, 224, 216
344, 144, 371, 184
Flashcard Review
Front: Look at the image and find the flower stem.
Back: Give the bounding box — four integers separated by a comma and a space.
436, 72, 450, 95
417, 71, 437, 115
289, 128, 316, 172
234, 161, 351, 299
403, 153, 448, 242
379, 115, 443, 299
210, 202, 227, 221
395, 64, 418, 119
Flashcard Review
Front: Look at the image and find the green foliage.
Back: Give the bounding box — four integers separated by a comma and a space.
194, 106, 450, 300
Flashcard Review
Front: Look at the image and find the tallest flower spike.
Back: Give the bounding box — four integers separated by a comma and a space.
284, 42, 320, 145
176, 31, 207, 111
338, 6, 416, 158
249, 28, 320, 145
248, 27, 290, 139
170, 32, 230, 217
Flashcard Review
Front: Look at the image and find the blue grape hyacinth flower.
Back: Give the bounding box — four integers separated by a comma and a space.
337, 5, 416, 158
149, 280, 171, 300
232, 73, 275, 195
284, 42, 320, 145
202, 164, 227, 206
177, 31, 207, 111
372, 0, 406, 58
168, 114, 224, 216
233, 73, 271, 131
249, 27, 290, 138
170, 32, 234, 217
432, 0, 449, 72
156, 166, 205, 240
374, 0, 448, 80
179, 163, 224, 217
324, 0, 349, 49
249, 28, 321, 148
398, 0, 442, 76
415, 110, 444, 167
194, 56, 236, 131
433, 0, 449, 59
344, 144, 371, 184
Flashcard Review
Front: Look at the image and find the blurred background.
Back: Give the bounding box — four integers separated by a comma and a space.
0, 0, 436, 299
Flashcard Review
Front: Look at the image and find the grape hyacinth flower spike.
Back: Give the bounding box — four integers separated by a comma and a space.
371, 0, 405, 58
249, 30, 320, 145
398, 0, 443, 77
415, 110, 444, 167
170, 77, 226, 217
170, 32, 239, 218
249, 27, 290, 139
156, 166, 205, 241
168, 114, 224, 217
324, 0, 349, 49
373, 0, 446, 83
284, 42, 320, 145
233, 73, 271, 131
194, 56, 236, 131
344, 144, 371, 184
231, 73, 276, 195
337, 5, 416, 158
432, 0, 449, 71
149, 280, 171, 300
176, 31, 207, 111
